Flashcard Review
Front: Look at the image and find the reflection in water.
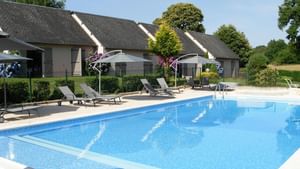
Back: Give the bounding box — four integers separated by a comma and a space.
8, 139, 15, 160
141, 116, 166, 142
277, 105, 300, 161
192, 109, 207, 123
142, 99, 247, 155
78, 122, 106, 159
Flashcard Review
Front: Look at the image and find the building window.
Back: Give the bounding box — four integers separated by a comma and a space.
143, 53, 153, 74
71, 48, 80, 76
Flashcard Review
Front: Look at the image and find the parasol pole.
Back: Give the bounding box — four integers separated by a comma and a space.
170, 53, 199, 88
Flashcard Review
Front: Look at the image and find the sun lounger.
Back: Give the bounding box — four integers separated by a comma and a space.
187, 77, 215, 90
0, 104, 41, 122
58, 86, 98, 106
140, 79, 174, 96
156, 78, 184, 93
80, 83, 121, 104
215, 82, 237, 91
187, 78, 201, 89
285, 79, 299, 88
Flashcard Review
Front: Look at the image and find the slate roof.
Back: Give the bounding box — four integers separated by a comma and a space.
0, 1, 95, 46
188, 31, 240, 59
76, 12, 149, 51
140, 23, 205, 55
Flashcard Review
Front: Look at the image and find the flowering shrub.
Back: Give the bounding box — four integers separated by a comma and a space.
255, 68, 279, 86
0, 62, 21, 78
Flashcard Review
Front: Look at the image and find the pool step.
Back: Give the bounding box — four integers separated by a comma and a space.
10, 135, 160, 169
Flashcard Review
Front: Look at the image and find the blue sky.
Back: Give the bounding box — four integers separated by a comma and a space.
66, 0, 287, 47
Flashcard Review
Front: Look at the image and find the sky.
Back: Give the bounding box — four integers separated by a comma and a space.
66, 0, 287, 47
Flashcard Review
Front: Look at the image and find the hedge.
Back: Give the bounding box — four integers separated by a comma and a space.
33, 80, 51, 101
86, 76, 119, 94
0, 80, 29, 104
121, 74, 160, 92
0, 75, 188, 104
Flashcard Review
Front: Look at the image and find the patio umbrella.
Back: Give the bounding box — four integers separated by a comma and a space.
178, 55, 220, 65
0, 33, 43, 121
178, 55, 220, 77
93, 52, 151, 94
0, 31, 9, 38
94, 53, 151, 63
0, 53, 32, 121
0, 37, 44, 51
0, 53, 34, 62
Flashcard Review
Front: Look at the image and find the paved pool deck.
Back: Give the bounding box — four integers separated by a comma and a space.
0, 86, 300, 169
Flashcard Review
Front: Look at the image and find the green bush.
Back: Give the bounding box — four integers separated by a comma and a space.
255, 68, 280, 86
199, 72, 219, 79
274, 47, 298, 64
33, 80, 50, 101
246, 54, 268, 85
86, 76, 119, 93
51, 80, 75, 99
195, 72, 220, 84
0, 80, 29, 104
122, 74, 159, 92
168, 78, 187, 86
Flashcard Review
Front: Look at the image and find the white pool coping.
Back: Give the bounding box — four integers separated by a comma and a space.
0, 87, 300, 169
279, 148, 300, 169
0, 157, 32, 169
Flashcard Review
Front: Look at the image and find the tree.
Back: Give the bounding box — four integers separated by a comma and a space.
265, 39, 287, 62
6, 0, 66, 8
278, 0, 300, 49
246, 53, 268, 85
153, 3, 205, 32
252, 45, 267, 56
274, 46, 298, 64
148, 24, 182, 78
214, 24, 252, 67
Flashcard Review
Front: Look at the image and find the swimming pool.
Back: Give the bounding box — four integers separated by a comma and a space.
0, 96, 300, 169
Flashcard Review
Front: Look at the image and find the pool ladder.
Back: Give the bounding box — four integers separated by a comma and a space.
214, 83, 226, 99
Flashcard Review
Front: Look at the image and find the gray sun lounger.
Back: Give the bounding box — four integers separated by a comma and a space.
140, 79, 174, 96
0, 104, 41, 122
58, 86, 98, 106
156, 78, 184, 93
80, 83, 121, 104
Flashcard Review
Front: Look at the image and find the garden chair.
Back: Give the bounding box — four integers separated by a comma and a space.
58, 86, 98, 106
80, 83, 121, 104
156, 78, 184, 93
140, 79, 174, 96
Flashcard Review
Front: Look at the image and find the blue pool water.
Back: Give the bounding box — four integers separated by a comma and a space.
0, 96, 300, 169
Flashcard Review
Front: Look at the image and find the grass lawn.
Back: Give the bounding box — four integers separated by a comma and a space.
269, 64, 300, 71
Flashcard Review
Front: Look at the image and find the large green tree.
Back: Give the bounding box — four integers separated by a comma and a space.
148, 24, 182, 78
265, 39, 287, 61
153, 3, 205, 32
6, 0, 66, 8
278, 0, 300, 49
214, 24, 252, 67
